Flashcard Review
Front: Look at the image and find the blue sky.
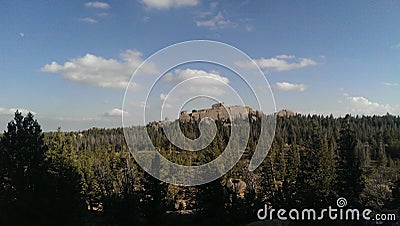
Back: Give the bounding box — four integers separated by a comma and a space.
1, 0, 400, 131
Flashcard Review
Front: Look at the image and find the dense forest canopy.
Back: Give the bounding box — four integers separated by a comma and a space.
1, 111, 400, 225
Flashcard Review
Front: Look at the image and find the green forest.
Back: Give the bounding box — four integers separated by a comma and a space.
1, 111, 400, 225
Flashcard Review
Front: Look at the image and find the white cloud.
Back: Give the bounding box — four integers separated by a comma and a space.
158, 69, 231, 114
164, 68, 229, 85
276, 54, 295, 59
141, 0, 198, 9
85, 2, 110, 9
275, 82, 307, 92
103, 108, 128, 117
195, 12, 233, 30
236, 55, 317, 72
383, 82, 399, 86
19, 32, 24, 37
41, 49, 157, 89
345, 94, 394, 115
160, 93, 167, 100
0, 107, 36, 115
80, 17, 98, 23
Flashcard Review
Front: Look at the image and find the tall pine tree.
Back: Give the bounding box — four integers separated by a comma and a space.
337, 118, 364, 207
297, 120, 336, 208
0, 112, 48, 225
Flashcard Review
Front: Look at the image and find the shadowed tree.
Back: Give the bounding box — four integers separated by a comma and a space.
196, 177, 229, 225
392, 178, 400, 208
282, 145, 300, 208
0, 112, 84, 225
0, 112, 48, 225
140, 153, 168, 225
337, 118, 364, 207
45, 128, 86, 224
297, 120, 336, 208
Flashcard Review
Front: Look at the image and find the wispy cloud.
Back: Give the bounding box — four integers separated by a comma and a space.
80, 17, 98, 24
195, 2, 253, 31
82, 2, 109, 23
103, 108, 128, 117
41, 50, 158, 89
238, 18, 255, 31
164, 68, 229, 85
141, 0, 198, 10
383, 82, 399, 86
275, 82, 307, 92
245, 24, 254, 31
160, 69, 231, 105
236, 55, 317, 72
197, 2, 218, 18
85, 1, 110, 9
276, 54, 295, 59
19, 32, 24, 37
195, 12, 233, 30
391, 43, 400, 49
0, 107, 36, 115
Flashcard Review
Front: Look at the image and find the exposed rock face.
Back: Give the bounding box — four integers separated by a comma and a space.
277, 109, 295, 117
226, 178, 247, 198
175, 199, 187, 210
179, 103, 253, 122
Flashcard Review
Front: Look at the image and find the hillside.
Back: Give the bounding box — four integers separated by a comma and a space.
1, 112, 400, 225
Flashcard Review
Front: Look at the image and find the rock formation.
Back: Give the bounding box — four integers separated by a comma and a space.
179, 103, 253, 122
277, 109, 295, 117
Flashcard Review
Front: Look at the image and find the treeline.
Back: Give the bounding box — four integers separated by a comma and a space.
0, 112, 400, 225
